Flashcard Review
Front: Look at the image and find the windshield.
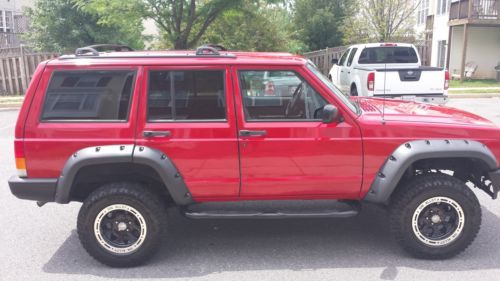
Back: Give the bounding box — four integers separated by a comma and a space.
306, 63, 359, 114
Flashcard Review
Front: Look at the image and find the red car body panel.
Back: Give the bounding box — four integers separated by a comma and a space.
135, 65, 241, 199
14, 51, 500, 202
232, 65, 363, 199
22, 64, 141, 178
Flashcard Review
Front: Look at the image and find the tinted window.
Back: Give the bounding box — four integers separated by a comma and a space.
338, 49, 350, 66
148, 70, 226, 121
346, 48, 358, 66
41, 70, 135, 121
239, 70, 327, 120
358, 47, 418, 64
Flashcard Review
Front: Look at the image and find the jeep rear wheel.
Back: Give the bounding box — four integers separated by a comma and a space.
389, 174, 481, 259
77, 182, 167, 267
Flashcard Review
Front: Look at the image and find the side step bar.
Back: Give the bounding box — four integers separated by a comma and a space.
182, 200, 360, 219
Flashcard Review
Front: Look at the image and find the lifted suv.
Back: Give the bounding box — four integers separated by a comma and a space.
8, 44, 500, 267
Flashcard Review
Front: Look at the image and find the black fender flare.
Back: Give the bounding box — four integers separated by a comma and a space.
363, 139, 498, 204
54, 145, 193, 205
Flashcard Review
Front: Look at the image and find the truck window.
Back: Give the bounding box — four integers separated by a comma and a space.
41, 70, 136, 121
148, 70, 226, 121
338, 49, 350, 66
358, 47, 418, 64
346, 48, 358, 66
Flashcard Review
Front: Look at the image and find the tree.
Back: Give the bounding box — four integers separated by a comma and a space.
344, 0, 421, 43
79, 0, 245, 50
293, 0, 354, 51
24, 0, 144, 52
201, 1, 306, 52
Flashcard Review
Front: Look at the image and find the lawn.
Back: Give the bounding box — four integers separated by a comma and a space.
449, 89, 500, 94
0, 96, 24, 104
449, 79, 499, 88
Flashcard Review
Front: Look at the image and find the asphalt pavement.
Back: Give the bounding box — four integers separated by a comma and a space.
1, 98, 500, 281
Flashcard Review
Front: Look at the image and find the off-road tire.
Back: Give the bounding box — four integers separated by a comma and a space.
77, 182, 167, 267
389, 174, 481, 259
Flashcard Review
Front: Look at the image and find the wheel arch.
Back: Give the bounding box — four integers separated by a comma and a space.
364, 139, 498, 204
55, 145, 193, 205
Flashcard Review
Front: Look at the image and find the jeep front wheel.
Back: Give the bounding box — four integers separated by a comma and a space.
389, 174, 481, 259
77, 182, 167, 267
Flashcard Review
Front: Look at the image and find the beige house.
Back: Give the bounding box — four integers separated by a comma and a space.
416, 0, 499, 79
0, 0, 35, 48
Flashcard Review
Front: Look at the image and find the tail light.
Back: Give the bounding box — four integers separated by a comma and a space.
367, 72, 375, 91
444, 70, 450, 90
14, 140, 27, 177
380, 43, 397, 47
265, 81, 275, 96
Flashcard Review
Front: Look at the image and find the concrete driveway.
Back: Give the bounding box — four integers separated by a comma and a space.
1, 98, 500, 281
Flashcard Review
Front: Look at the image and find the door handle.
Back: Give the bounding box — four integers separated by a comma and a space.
340, 70, 344, 73
239, 130, 266, 137
143, 130, 171, 138
347, 71, 351, 74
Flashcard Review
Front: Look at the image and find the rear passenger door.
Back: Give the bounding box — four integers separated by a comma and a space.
135, 66, 240, 199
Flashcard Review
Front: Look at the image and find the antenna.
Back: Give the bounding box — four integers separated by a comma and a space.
382, 62, 387, 124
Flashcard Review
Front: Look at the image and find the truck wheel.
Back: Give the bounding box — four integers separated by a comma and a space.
389, 174, 481, 259
350, 86, 358, 96
77, 182, 167, 267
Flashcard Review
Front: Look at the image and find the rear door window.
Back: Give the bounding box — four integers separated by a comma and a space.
147, 70, 226, 121
41, 70, 136, 121
358, 47, 418, 64
346, 48, 358, 66
338, 49, 350, 66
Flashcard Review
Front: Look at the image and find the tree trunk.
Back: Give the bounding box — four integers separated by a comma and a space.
174, 38, 188, 50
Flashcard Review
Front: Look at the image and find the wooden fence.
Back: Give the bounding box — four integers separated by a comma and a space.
0, 45, 58, 96
303, 41, 432, 75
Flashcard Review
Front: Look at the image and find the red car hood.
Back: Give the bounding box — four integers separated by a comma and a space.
355, 98, 496, 127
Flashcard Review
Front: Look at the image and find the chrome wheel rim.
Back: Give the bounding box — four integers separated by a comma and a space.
94, 204, 147, 254
412, 196, 465, 246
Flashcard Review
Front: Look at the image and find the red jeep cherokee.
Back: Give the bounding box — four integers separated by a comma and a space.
8, 44, 500, 267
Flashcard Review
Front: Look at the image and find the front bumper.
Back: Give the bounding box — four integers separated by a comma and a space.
8, 176, 57, 202
489, 170, 500, 199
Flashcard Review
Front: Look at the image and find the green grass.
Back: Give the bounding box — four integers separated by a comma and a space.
0, 96, 24, 104
449, 89, 500, 94
449, 79, 499, 88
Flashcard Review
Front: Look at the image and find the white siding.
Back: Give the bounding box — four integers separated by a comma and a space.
449, 26, 500, 79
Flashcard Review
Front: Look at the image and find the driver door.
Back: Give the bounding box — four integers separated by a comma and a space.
233, 65, 363, 198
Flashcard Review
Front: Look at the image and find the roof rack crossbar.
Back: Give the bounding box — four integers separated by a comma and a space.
196, 45, 220, 56
75, 44, 134, 56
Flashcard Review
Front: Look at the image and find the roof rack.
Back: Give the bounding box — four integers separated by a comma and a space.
75, 44, 134, 56
60, 43, 235, 60
195, 44, 228, 56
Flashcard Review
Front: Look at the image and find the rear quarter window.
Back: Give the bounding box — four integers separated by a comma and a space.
41, 70, 136, 121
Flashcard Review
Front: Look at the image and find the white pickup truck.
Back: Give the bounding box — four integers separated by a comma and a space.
328, 43, 449, 104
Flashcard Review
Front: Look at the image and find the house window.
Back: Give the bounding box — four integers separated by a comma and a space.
437, 40, 447, 68
437, 0, 450, 15
417, 0, 429, 24
0, 10, 14, 33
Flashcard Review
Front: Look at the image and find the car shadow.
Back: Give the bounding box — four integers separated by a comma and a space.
42, 203, 500, 280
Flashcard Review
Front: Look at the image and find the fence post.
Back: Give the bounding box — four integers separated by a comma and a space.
19, 44, 28, 94
324, 47, 329, 74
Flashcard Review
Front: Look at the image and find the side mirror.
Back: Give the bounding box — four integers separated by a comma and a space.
331, 58, 339, 65
321, 104, 339, 124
